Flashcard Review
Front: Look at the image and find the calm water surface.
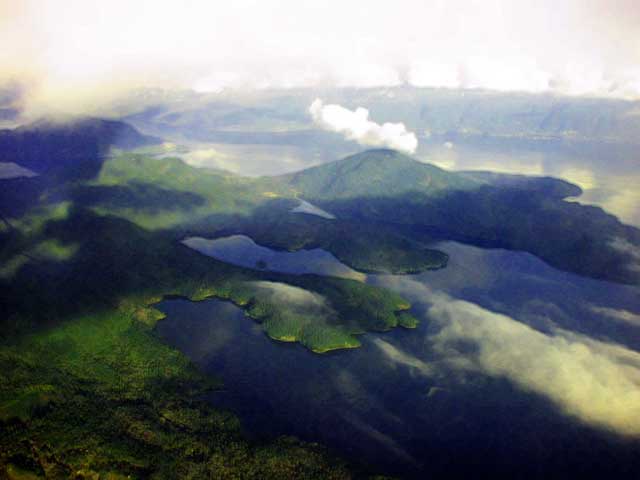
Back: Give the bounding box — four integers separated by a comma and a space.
157, 235, 640, 478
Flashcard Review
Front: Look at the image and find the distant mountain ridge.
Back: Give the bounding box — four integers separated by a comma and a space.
284, 148, 580, 201
0, 117, 161, 176
110, 87, 640, 145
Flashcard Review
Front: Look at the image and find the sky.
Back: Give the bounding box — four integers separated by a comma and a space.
1, 0, 640, 116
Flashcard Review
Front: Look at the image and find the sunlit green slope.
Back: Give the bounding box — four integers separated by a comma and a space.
0, 154, 415, 476
281, 149, 640, 285
285, 148, 479, 200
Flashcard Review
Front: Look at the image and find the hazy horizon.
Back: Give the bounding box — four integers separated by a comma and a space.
2, 0, 640, 118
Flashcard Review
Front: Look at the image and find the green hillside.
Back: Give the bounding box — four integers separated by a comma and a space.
286, 148, 479, 200
280, 149, 640, 285
0, 152, 417, 477
2, 127, 639, 477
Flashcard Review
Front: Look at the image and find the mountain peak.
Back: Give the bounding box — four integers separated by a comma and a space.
286, 148, 475, 200
341, 148, 417, 164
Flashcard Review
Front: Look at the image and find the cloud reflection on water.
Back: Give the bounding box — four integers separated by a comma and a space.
374, 275, 640, 436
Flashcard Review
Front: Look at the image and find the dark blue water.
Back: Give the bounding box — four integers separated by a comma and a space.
156, 238, 640, 478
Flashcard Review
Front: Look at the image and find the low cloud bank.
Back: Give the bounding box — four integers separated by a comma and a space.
3, 1, 640, 118
429, 297, 640, 436
609, 237, 640, 273
251, 281, 334, 315
309, 99, 418, 154
373, 276, 640, 437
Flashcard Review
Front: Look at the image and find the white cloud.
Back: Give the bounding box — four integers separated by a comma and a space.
428, 297, 640, 436
180, 148, 235, 171
251, 281, 331, 312
2, 0, 640, 117
609, 237, 640, 273
462, 56, 551, 93
408, 62, 460, 89
372, 276, 640, 436
0, 162, 37, 179
291, 199, 336, 220
372, 338, 433, 377
309, 99, 418, 154
334, 63, 402, 89
591, 306, 640, 328
408, 57, 553, 93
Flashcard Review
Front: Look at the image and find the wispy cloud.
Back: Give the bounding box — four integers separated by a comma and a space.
429, 298, 640, 436
309, 99, 418, 154
609, 237, 640, 273
591, 305, 640, 328
372, 338, 433, 377
251, 281, 331, 313
372, 276, 640, 436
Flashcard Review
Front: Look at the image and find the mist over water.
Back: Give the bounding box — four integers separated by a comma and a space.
419, 138, 640, 227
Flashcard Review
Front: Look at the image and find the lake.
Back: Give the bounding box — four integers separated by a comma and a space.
418, 137, 640, 228
156, 234, 640, 478
172, 136, 640, 228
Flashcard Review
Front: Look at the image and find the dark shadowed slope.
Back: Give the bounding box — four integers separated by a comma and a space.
280, 149, 640, 285
0, 117, 161, 176
0, 119, 163, 217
